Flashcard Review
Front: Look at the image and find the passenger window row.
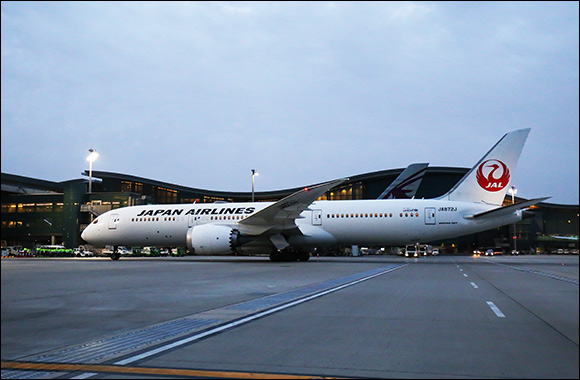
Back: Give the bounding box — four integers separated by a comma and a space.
327, 212, 420, 219
132, 217, 170, 222
131, 215, 247, 222
202, 216, 246, 221
130, 213, 422, 223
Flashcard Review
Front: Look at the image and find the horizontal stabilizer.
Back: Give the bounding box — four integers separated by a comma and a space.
464, 197, 550, 219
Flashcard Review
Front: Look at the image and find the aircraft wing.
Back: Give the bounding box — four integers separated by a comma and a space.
464, 197, 550, 219
237, 178, 347, 235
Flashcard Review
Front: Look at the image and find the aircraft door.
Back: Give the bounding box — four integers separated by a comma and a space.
108, 214, 119, 229
425, 208, 436, 225
188, 215, 197, 227
312, 210, 322, 226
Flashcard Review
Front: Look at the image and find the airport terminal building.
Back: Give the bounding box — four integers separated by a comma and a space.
2, 169, 578, 255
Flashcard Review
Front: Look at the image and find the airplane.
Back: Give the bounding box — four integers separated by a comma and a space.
377, 163, 428, 199
81, 128, 548, 261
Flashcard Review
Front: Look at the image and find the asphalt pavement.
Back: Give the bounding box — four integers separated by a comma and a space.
2, 254, 578, 379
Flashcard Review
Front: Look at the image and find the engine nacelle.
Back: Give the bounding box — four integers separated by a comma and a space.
187, 224, 239, 255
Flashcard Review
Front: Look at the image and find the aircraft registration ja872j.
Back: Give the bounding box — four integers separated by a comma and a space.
81, 129, 548, 261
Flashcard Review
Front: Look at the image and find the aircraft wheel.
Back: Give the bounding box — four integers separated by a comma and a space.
269, 251, 282, 262
298, 251, 310, 261
110, 248, 120, 260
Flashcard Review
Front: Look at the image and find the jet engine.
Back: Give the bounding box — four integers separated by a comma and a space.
187, 224, 245, 255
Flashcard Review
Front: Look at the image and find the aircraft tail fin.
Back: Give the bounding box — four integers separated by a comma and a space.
378, 163, 428, 199
439, 129, 530, 205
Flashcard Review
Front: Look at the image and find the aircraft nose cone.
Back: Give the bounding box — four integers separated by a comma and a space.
81, 224, 94, 242
81, 227, 89, 241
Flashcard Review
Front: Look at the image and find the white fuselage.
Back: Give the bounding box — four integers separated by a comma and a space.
81, 199, 521, 250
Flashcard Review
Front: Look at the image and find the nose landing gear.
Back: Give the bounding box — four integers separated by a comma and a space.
110, 246, 121, 260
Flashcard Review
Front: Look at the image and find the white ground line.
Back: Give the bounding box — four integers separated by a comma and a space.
114, 265, 407, 366
486, 301, 506, 317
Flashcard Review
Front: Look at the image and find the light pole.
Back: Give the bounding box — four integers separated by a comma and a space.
508, 185, 517, 253
87, 149, 99, 193
251, 169, 258, 202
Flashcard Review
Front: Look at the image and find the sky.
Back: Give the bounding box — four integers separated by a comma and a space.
1, 1, 578, 205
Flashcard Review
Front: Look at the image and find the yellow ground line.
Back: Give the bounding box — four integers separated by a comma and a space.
1, 361, 347, 379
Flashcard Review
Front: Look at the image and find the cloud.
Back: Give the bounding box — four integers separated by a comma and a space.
1, 2, 578, 203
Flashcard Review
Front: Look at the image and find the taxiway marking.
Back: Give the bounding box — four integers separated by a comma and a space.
486, 301, 506, 317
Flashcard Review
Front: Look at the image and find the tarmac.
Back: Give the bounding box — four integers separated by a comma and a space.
2, 254, 578, 379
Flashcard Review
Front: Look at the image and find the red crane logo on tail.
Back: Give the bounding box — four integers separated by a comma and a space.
476, 159, 510, 192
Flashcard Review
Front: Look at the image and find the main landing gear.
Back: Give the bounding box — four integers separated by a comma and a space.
269, 248, 310, 262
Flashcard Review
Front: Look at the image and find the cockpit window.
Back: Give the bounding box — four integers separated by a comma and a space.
92, 218, 99, 224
